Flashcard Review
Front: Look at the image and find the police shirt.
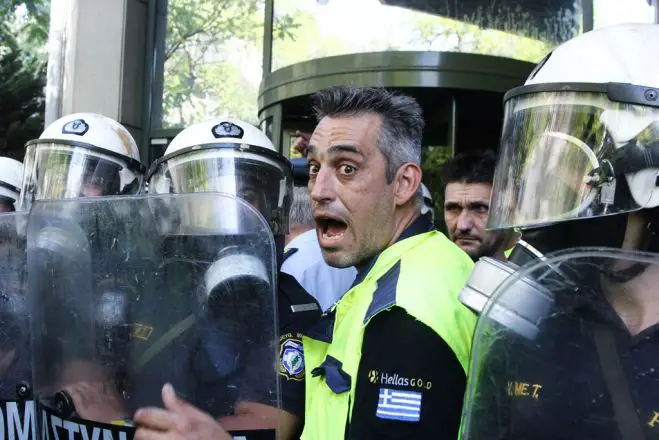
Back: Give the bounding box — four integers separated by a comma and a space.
238, 271, 321, 417
307, 215, 468, 439
278, 273, 322, 416
471, 284, 659, 440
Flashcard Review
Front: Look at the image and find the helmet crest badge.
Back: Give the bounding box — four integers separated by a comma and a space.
61, 119, 89, 136
212, 122, 244, 139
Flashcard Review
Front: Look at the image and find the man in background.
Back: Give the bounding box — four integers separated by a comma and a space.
442, 150, 518, 261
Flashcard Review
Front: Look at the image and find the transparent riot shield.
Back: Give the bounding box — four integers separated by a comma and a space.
0, 212, 34, 438
461, 247, 659, 440
27, 193, 278, 440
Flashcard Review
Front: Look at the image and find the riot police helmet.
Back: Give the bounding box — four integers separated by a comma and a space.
488, 23, 659, 252
147, 118, 293, 238
20, 113, 145, 210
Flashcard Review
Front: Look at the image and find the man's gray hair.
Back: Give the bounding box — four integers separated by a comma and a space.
311, 86, 424, 183
289, 186, 313, 230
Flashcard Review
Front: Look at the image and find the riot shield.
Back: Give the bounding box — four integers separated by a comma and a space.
0, 212, 34, 438
27, 193, 278, 440
461, 247, 659, 440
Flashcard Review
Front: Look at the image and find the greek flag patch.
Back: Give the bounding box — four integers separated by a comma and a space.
376, 388, 422, 422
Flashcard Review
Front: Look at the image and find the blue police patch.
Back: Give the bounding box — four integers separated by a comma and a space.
279, 336, 305, 381
62, 119, 89, 136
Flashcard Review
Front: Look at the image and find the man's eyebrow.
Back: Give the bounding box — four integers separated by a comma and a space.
327, 145, 364, 157
467, 201, 489, 210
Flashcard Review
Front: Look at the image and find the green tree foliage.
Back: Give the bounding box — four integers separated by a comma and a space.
0, 1, 47, 160
162, 0, 301, 127
2, 0, 49, 48
162, 0, 563, 127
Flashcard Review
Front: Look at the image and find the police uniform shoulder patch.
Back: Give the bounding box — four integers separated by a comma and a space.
283, 247, 298, 262
279, 333, 305, 381
62, 119, 89, 136
212, 121, 244, 139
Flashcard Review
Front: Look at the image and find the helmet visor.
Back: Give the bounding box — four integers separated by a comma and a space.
488, 92, 658, 230
148, 148, 293, 235
20, 143, 142, 209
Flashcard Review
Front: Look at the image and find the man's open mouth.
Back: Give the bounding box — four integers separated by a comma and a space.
316, 216, 348, 242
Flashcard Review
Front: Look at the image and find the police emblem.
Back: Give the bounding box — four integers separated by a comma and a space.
62, 119, 90, 136
211, 121, 244, 139
279, 336, 305, 381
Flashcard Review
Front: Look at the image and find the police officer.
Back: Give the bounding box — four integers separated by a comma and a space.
0, 157, 23, 212
0, 157, 30, 432
460, 23, 659, 440
0, 155, 26, 384
20, 112, 146, 425
133, 118, 320, 440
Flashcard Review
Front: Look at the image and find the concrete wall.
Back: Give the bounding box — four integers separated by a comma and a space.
45, 0, 148, 158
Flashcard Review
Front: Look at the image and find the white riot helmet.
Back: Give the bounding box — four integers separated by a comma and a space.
460, 24, 659, 332
0, 158, 23, 211
488, 24, 659, 231
20, 113, 145, 210
147, 118, 293, 237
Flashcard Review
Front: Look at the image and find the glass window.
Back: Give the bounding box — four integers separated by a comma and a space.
260, 117, 274, 141
161, 0, 266, 129
594, 0, 656, 28
421, 145, 452, 233
158, 0, 586, 131
271, 0, 582, 71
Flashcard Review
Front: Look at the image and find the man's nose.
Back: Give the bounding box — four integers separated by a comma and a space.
456, 210, 474, 232
309, 167, 335, 204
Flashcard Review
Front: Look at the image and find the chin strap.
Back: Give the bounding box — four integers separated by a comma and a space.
604, 217, 658, 283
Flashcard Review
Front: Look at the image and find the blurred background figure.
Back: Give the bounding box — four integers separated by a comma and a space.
286, 185, 313, 246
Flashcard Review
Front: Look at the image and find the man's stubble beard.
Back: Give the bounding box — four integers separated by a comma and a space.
324, 201, 393, 269
468, 230, 511, 261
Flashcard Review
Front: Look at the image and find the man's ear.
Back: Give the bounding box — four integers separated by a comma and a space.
393, 163, 422, 207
